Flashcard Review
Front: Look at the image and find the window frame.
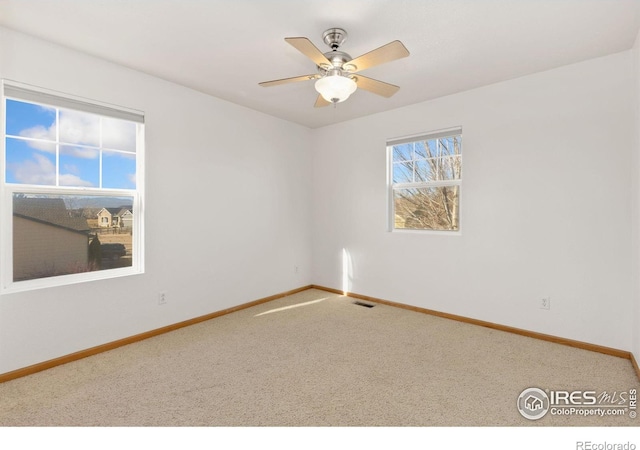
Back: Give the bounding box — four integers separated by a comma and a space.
0, 80, 145, 294
387, 127, 463, 234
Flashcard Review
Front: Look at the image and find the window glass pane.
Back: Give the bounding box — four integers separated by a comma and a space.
102, 150, 136, 189
440, 155, 462, 181
13, 194, 134, 281
59, 145, 100, 187
414, 141, 427, 159
439, 137, 458, 157
59, 108, 100, 146
414, 159, 432, 182
102, 117, 136, 152
439, 136, 460, 156
392, 144, 412, 162
426, 139, 439, 158
5, 138, 56, 185
393, 161, 413, 183
393, 186, 459, 231
426, 155, 461, 181
5, 99, 56, 139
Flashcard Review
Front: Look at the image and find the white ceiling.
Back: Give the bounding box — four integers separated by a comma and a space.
0, 0, 639, 128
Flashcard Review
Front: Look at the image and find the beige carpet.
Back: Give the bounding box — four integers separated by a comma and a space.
0, 288, 637, 426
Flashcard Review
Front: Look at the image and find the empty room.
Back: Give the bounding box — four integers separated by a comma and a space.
0, 0, 639, 444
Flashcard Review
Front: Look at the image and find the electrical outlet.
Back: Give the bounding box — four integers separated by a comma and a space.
540, 297, 550, 310
158, 292, 167, 306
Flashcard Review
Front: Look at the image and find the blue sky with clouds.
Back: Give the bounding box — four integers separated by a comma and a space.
5, 99, 137, 189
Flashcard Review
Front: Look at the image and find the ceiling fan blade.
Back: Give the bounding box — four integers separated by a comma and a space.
314, 95, 331, 108
354, 75, 400, 97
345, 40, 409, 73
285, 37, 332, 67
259, 74, 317, 87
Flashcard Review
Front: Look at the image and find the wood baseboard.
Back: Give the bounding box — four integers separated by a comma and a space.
311, 285, 634, 362
0, 285, 313, 384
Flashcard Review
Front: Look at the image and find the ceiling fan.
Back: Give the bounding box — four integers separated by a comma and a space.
259, 27, 409, 107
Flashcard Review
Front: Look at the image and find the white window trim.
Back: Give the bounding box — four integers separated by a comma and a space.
0, 80, 145, 294
387, 127, 463, 235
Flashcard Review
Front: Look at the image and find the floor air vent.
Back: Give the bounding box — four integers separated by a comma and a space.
353, 301, 375, 308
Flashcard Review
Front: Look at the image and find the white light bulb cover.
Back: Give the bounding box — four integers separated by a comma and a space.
315, 75, 357, 103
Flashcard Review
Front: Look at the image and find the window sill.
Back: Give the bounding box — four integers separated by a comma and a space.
1, 266, 144, 295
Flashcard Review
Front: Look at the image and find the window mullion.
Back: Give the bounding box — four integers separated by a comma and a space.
55, 108, 60, 187
394, 179, 461, 189
99, 116, 103, 189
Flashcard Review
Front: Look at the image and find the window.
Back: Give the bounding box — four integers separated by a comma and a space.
1, 81, 144, 292
388, 128, 462, 232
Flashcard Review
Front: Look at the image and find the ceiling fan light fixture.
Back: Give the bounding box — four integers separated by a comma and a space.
315, 74, 357, 103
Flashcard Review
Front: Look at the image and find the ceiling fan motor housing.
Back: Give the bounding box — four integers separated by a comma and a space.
319, 28, 354, 73
319, 50, 353, 74
322, 27, 348, 50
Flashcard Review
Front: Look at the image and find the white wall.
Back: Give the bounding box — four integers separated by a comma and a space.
0, 27, 313, 374
312, 52, 634, 351
632, 30, 640, 364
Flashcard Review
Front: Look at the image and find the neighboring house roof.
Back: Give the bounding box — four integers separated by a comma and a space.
13, 197, 91, 235
114, 208, 132, 217
101, 207, 132, 218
